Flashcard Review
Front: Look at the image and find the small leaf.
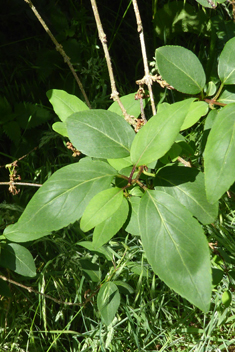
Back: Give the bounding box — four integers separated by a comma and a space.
212, 268, 223, 286
218, 87, 235, 104
204, 103, 235, 203
79, 258, 101, 283
155, 166, 218, 224
138, 190, 212, 312
97, 282, 120, 325
108, 93, 146, 118
125, 197, 141, 236
4, 158, 116, 242
0, 243, 36, 277
107, 156, 133, 171
204, 81, 217, 97
222, 290, 232, 307
52, 121, 68, 137
67, 110, 135, 159
155, 46, 206, 94
78, 241, 113, 261
46, 89, 88, 122
181, 101, 208, 131
93, 197, 129, 248
130, 99, 194, 166
113, 281, 134, 294
80, 188, 124, 232
218, 37, 235, 85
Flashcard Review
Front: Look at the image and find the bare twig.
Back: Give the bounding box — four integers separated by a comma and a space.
132, 0, 157, 116
24, 0, 92, 109
0, 274, 82, 306
90, 0, 137, 128
177, 156, 192, 167
0, 182, 42, 187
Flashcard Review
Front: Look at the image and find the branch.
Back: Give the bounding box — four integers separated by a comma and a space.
132, 0, 156, 116
24, 0, 92, 109
0, 182, 42, 187
90, 0, 137, 128
0, 274, 82, 307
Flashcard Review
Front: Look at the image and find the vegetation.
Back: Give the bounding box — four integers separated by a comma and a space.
1, 0, 235, 351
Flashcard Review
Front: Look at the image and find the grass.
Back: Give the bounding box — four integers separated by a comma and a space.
1, 224, 235, 351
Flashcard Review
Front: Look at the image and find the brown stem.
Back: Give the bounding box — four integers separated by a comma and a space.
204, 99, 226, 107
90, 0, 137, 127
132, 0, 156, 116
0, 182, 42, 187
24, 0, 91, 109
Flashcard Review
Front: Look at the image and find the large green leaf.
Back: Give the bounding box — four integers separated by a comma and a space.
80, 187, 124, 232
204, 103, 235, 203
180, 101, 208, 131
108, 93, 146, 119
46, 89, 88, 122
0, 243, 36, 277
155, 46, 206, 94
218, 37, 235, 85
97, 282, 120, 326
155, 166, 218, 224
130, 99, 194, 166
4, 158, 116, 242
93, 197, 129, 248
67, 110, 135, 159
138, 190, 211, 312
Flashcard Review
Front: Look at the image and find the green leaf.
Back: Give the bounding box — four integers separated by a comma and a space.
78, 241, 113, 261
218, 37, 235, 85
204, 103, 235, 203
4, 158, 116, 242
80, 187, 124, 232
155, 166, 218, 224
125, 197, 141, 236
138, 190, 211, 312
212, 268, 223, 286
79, 258, 101, 283
93, 197, 129, 248
67, 110, 135, 159
181, 101, 208, 131
196, 0, 216, 8
113, 281, 134, 294
159, 142, 182, 164
222, 290, 232, 307
97, 282, 120, 325
108, 93, 146, 118
130, 99, 194, 166
46, 89, 88, 122
107, 156, 133, 171
155, 46, 206, 94
52, 121, 68, 137
218, 87, 235, 104
0, 243, 36, 277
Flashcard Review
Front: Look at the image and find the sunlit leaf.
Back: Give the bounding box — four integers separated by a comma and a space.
138, 190, 211, 312
67, 110, 135, 159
